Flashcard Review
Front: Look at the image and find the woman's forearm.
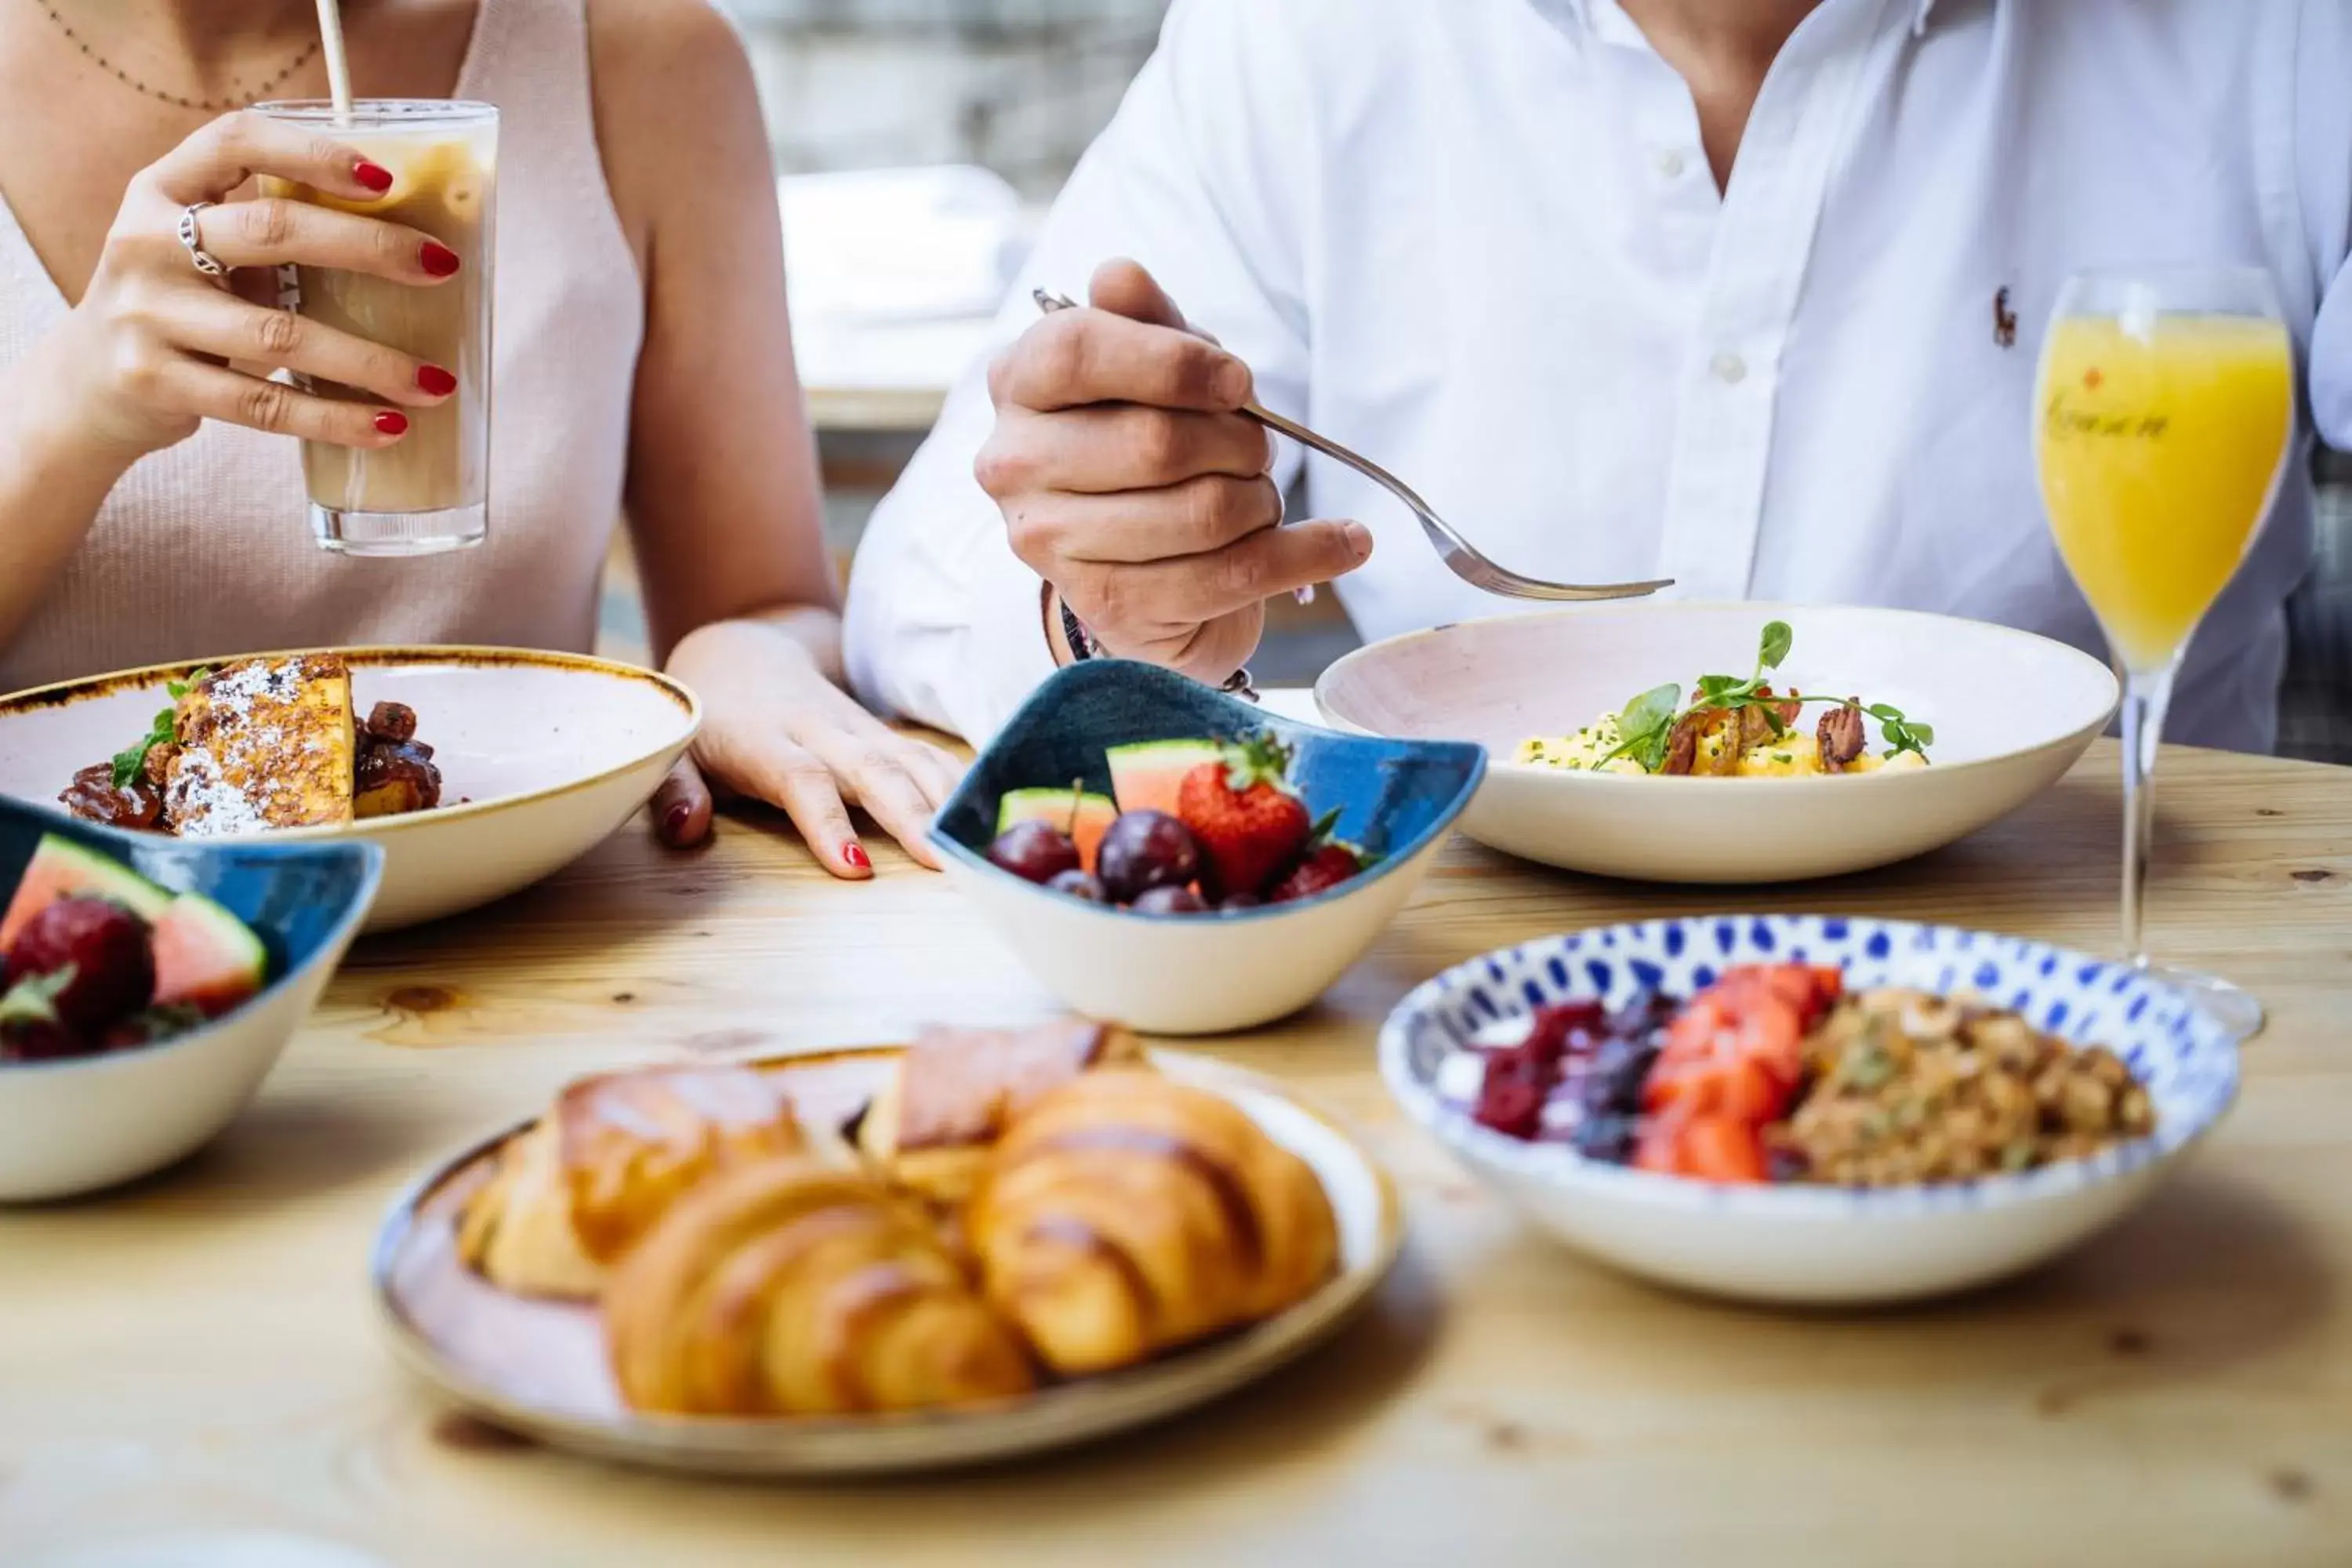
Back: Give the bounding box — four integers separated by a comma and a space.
0, 336, 139, 647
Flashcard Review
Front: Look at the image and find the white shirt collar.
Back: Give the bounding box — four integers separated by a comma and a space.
1550, 0, 1940, 40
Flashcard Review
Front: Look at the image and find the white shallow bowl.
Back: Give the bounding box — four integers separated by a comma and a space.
1381, 914, 2238, 1306
0, 805, 381, 1200
375, 1046, 1403, 1476
0, 648, 699, 931
1316, 603, 2119, 883
929, 661, 1485, 1036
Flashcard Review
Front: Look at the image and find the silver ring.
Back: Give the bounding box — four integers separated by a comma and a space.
176, 201, 228, 279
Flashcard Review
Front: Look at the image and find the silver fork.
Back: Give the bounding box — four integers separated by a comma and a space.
1033, 289, 1672, 603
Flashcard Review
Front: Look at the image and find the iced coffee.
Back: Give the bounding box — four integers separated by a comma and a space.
256, 100, 497, 555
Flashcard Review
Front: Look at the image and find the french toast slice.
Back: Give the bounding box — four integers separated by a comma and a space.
164, 655, 357, 835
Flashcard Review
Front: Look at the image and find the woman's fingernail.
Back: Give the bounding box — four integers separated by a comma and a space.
1341, 521, 1374, 557
416, 364, 457, 397
662, 801, 691, 840
419, 241, 462, 278
373, 410, 409, 437
354, 160, 394, 193
843, 843, 872, 872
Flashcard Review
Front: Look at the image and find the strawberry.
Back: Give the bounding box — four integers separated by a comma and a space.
1174, 732, 1312, 899
5, 897, 154, 1034
1269, 842, 1365, 903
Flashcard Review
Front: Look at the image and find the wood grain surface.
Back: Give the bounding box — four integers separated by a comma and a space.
2, 735, 2349, 1566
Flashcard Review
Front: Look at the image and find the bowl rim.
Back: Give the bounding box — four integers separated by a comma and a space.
927, 661, 1486, 924
1378, 913, 2240, 1218
0, 644, 703, 840
1314, 601, 2123, 787
0, 814, 384, 1080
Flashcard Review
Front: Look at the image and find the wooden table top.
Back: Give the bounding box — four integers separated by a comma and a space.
4, 735, 2350, 1566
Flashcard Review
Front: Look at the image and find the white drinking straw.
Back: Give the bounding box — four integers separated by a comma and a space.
314, 0, 354, 125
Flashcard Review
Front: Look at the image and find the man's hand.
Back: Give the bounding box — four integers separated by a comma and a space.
975, 258, 1371, 684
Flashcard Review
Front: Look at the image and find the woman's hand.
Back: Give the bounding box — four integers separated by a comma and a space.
654, 618, 965, 878
47, 109, 463, 463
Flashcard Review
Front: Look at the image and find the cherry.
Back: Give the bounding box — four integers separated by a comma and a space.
1097, 811, 1200, 903
1130, 884, 1209, 916
986, 821, 1080, 885
1047, 869, 1105, 902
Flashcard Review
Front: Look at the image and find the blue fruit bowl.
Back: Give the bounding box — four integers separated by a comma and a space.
931, 660, 1486, 1034
0, 798, 382, 1200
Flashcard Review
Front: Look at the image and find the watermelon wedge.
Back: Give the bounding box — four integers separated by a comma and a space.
151, 891, 268, 1018
996, 788, 1117, 873
0, 835, 172, 950
1105, 739, 1226, 817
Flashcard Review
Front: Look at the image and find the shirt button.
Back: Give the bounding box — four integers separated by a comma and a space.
1711, 351, 1748, 385
1656, 149, 1687, 180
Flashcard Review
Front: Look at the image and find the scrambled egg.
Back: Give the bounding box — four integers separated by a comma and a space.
1515, 710, 1929, 778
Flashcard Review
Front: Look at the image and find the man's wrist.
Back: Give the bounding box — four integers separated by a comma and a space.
1042, 583, 1080, 667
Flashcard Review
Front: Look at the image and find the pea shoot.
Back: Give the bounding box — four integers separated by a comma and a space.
1592, 623, 1933, 774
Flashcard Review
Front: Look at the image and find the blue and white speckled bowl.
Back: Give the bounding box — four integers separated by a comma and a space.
1381, 914, 2239, 1305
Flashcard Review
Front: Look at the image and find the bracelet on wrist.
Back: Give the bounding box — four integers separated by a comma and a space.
1052, 591, 1258, 703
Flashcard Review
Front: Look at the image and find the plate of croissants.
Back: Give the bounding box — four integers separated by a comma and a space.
372, 1018, 1402, 1475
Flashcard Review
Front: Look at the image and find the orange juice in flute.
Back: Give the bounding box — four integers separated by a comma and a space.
2034, 267, 2294, 1040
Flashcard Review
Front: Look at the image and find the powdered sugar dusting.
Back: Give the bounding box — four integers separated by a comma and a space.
163, 746, 270, 837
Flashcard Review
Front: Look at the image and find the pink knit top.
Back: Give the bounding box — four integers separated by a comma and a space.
0, 0, 643, 694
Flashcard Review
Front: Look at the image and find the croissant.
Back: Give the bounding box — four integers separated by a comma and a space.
557, 1063, 807, 1263
966, 1070, 1339, 1377
453, 1118, 605, 1300
857, 1018, 1142, 1206
604, 1156, 1037, 1416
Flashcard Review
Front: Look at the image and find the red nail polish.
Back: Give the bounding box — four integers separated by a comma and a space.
416, 364, 457, 397
373, 410, 408, 437
354, 159, 394, 193
843, 843, 872, 871
662, 801, 691, 840
419, 241, 462, 278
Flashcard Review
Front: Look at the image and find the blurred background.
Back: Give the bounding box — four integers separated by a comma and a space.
608, 0, 2351, 761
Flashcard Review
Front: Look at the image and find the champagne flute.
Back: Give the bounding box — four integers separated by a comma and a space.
2034, 267, 2294, 1042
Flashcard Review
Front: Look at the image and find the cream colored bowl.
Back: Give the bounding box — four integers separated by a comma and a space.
1315, 604, 2118, 884
0, 648, 699, 931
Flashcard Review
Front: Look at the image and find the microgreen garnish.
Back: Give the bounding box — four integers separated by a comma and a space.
109, 667, 208, 789
1591, 623, 1930, 773
1868, 702, 1935, 761
1603, 683, 1683, 773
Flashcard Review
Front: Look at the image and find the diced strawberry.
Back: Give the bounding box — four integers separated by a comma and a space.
1633, 1109, 1690, 1176
1679, 1115, 1768, 1184
1643, 1054, 1779, 1120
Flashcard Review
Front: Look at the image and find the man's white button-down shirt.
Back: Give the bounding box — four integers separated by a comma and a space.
846, 0, 2352, 750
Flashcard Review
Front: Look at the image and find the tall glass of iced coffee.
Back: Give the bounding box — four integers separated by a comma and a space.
255, 100, 497, 555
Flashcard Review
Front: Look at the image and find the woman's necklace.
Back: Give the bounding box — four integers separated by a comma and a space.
29, 1, 321, 113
